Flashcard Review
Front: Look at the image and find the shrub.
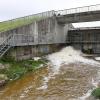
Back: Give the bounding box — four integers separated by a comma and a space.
0, 58, 46, 81
91, 88, 100, 99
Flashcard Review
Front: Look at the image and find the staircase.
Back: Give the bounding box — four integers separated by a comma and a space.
0, 34, 35, 58
0, 34, 13, 58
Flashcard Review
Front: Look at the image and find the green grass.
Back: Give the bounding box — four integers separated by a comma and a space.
0, 16, 42, 32
0, 57, 46, 81
91, 88, 100, 99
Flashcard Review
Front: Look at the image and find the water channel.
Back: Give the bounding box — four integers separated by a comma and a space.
0, 46, 100, 100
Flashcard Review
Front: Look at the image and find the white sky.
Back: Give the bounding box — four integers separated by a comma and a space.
0, 0, 100, 27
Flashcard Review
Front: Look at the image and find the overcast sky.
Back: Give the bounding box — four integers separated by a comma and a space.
0, 0, 100, 27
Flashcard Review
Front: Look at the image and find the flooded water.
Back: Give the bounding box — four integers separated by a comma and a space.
0, 46, 100, 100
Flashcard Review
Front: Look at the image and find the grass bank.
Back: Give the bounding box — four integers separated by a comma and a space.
0, 57, 46, 82
0, 16, 41, 32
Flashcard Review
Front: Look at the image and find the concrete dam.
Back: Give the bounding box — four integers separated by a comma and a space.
0, 4, 100, 60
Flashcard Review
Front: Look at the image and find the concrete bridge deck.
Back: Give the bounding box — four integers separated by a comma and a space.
56, 4, 100, 24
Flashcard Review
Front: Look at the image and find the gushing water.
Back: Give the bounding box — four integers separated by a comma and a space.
38, 46, 100, 100
47, 46, 99, 68
0, 46, 100, 100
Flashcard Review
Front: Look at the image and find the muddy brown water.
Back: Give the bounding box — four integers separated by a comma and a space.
0, 63, 99, 100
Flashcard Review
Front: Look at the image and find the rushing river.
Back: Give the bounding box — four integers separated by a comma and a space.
0, 46, 100, 100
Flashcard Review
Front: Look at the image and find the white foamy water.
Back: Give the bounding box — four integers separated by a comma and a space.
37, 46, 100, 100
77, 65, 100, 100
78, 89, 93, 100
47, 46, 99, 74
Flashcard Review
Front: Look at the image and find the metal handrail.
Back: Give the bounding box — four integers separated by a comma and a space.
0, 10, 55, 33
1, 4, 100, 23
0, 34, 13, 46
55, 4, 100, 15
0, 10, 55, 23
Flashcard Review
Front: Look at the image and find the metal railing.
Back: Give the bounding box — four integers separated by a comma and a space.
0, 10, 55, 23
0, 4, 100, 24
0, 4, 100, 33
0, 10, 55, 33
0, 34, 13, 57
1, 4, 100, 24
0, 34, 36, 57
55, 4, 100, 15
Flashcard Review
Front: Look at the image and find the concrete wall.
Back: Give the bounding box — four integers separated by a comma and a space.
6, 44, 66, 60
0, 17, 72, 45
0, 17, 72, 60
54, 19, 73, 43
0, 22, 37, 45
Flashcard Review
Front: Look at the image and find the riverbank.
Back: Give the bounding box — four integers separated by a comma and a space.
0, 57, 47, 87
0, 46, 100, 100
0, 63, 99, 100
